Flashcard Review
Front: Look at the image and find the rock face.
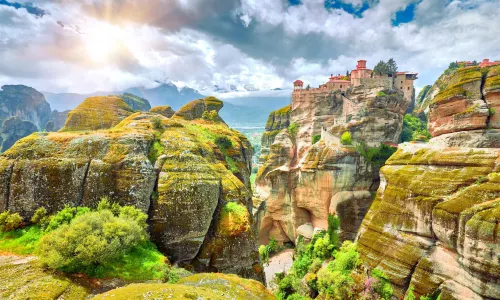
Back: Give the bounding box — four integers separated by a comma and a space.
0, 117, 38, 152
120, 93, 151, 111
150, 105, 175, 118
356, 65, 500, 299
60, 96, 135, 131
256, 83, 409, 245
0, 97, 263, 282
427, 66, 500, 138
356, 144, 500, 299
0, 85, 51, 130
45, 109, 70, 132
173, 96, 224, 121
259, 105, 291, 163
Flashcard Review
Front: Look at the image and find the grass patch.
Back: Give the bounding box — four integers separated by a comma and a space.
0, 225, 42, 255
148, 138, 164, 164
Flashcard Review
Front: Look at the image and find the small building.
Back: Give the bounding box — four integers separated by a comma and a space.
393, 72, 418, 103
293, 80, 304, 91
479, 58, 500, 68
322, 74, 351, 92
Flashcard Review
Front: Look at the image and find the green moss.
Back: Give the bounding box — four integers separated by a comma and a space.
431, 67, 482, 104
218, 202, 250, 237
0, 225, 41, 254
148, 138, 165, 164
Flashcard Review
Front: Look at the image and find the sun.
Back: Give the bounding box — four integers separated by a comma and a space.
83, 22, 121, 63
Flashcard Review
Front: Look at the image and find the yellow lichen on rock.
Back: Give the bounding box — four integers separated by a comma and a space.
60, 96, 134, 132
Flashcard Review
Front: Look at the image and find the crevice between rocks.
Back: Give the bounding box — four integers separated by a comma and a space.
3, 162, 14, 211
76, 160, 92, 206
480, 70, 491, 129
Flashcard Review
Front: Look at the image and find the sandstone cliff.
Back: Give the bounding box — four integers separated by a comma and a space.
259, 105, 291, 163
0, 96, 263, 281
256, 83, 409, 244
356, 65, 500, 299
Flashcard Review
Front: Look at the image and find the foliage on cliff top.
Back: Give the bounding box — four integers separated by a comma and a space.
266, 105, 291, 129
60, 96, 135, 132
485, 65, 500, 92
150, 105, 175, 117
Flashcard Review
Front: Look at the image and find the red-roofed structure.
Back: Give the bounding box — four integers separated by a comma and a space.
479, 59, 500, 68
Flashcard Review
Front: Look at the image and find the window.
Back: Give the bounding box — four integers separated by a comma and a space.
340, 85, 342, 88
407, 87, 410, 90
400, 87, 403, 89
401, 81, 403, 84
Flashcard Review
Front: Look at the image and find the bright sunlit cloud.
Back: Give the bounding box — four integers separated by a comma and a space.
82, 21, 122, 63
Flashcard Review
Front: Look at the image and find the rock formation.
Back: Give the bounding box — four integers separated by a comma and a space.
60, 96, 135, 131
0, 85, 51, 130
356, 64, 500, 299
45, 109, 70, 132
256, 80, 410, 245
259, 105, 291, 163
150, 105, 176, 118
0, 96, 263, 281
120, 92, 151, 111
0, 117, 38, 152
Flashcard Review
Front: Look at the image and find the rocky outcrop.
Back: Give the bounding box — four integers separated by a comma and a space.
94, 273, 274, 299
45, 109, 70, 132
60, 96, 134, 132
356, 144, 500, 299
256, 84, 409, 245
0, 85, 51, 130
120, 92, 151, 111
150, 105, 175, 118
0, 98, 263, 281
259, 105, 291, 163
427, 66, 500, 138
0, 117, 38, 152
173, 96, 224, 121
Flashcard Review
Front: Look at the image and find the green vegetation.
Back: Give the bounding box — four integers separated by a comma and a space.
417, 85, 432, 104
401, 114, 432, 142
259, 238, 278, 265
152, 117, 163, 129
0, 199, 185, 281
489, 107, 496, 116
0, 211, 23, 232
373, 58, 398, 76
202, 110, 220, 121
274, 223, 394, 300
312, 134, 321, 144
377, 91, 387, 97
340, 131, 352, 145
215, 135, 233, 150
356, 142, 397, 167
288, 122, 299, 139
404, 285, 416, 300
148, 138, 165, 164
421, 290, 442, 300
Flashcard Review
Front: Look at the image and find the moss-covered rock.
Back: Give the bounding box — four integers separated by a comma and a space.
0, 255, 90, 299
173, 96, 224, 121
150, 105, 175, 117
93, 273, 274, 300
60, 96, 135, 131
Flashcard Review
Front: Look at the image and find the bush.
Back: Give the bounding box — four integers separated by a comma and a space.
327, 214, 340, 248
165, 266, 192, 283
356, 142, 397, 167
288, 123, 299, 139
0, 211, 24, 232
489, 107, 496, 116
405, 285, 416, 300
202, 110, 219, 121
152, 117, 163, 130
215, 135, 232, 151
312, 233, 334, 260
372, 268, 393, 300
259, 238, 279, 265
44, 205, 90, 232
37, 208, 148, 273
401, 114, 431, 142
31, 207, 47, 224
340, 131, 352, 145
312, 134, 321, 144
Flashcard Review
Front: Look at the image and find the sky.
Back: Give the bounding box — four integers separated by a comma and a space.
0, 0, 499, 95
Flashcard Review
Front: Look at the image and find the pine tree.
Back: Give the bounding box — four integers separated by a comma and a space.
387, 58, 398, 75
373, 60, 389, 76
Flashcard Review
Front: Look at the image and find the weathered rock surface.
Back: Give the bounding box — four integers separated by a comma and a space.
0, 97, 263, 281
356, 143, 500, 299
150, 105, 175, 117
93, 273, 274, 300
46, 109, 70, 131
173, 96, 224, 121
260, 105, 291, 163
256, 84, 409, 244
0, 85, 51, 130
428, 66, 500, 137
60, 96, 134, 131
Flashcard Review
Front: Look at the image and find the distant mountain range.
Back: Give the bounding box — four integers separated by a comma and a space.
43, 82, 291, 128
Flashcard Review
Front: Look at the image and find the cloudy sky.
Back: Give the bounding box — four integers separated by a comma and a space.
0, 0, 499, 95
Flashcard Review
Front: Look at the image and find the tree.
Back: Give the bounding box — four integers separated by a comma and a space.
346, 70, 350, 77
387, 58, 398, 75
448, 61, 459, 70
373, 60, 389, 76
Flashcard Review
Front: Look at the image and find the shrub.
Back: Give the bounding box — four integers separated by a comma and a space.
0, 211, 24, 232
259, 238, 279, 265
312, 134, 321, 144
44, 205, 90, 232
340, 131, 352, 145
401, 114, 431, 142
312, 233, 334, 260
372, 268, 393, 300
152, 117, 163, 130
288, 123, 299, 139
327, 214, 340, 248
215, 135, 232, 151
405, 285, 416, 300
475, 175, 488, 185
31, 207, 47, 224
377, 91, 387, 97
165, 266, 192, 283
356, 142, 397, 167
489, 107, 496, 116
37, 209, 148, 273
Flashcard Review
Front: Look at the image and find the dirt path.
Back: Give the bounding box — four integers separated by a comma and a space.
264, 249, 294, 287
